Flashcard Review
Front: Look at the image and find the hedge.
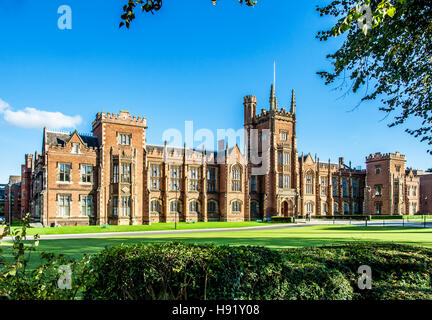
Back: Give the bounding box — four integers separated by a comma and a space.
83, 242, 432, 300
312, 215, 371, 221
370, 215, 403, 220
83, 242, 352, 300
271, 216, 294, 223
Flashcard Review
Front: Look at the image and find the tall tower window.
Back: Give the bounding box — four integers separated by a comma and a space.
207, 167, 216, 192
320, 177, 327, 195
250, 175, 257, 192
279, 175, 290, 189
352, 179, 358, 197
375, 165, 381, 174
231, 165, 242, 192
150, 164, 161, 191
121, 163, 131, 183
305, 174, 313, 194
170, 166, 181, 191
342, 178, 348, 197
332, 177, 338, 197
113, 164, 119, 183
278, 152, 290, 166
189, 167, 200, 191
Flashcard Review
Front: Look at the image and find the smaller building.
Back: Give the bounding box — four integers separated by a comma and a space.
5, 175, 22, 223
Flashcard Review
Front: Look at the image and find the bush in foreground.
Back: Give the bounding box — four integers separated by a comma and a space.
84, 242, 432, 300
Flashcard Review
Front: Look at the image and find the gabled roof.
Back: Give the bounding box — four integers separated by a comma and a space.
45, 130, 99, 148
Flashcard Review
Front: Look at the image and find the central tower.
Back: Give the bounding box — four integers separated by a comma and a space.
244, 85, 299, 219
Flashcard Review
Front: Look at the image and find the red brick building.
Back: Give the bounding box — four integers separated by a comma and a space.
420, 174, 432, 214
5, 175, 21, 223
11, 85, 426, 226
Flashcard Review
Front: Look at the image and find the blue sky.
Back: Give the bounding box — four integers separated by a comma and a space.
0, 0, 429, 182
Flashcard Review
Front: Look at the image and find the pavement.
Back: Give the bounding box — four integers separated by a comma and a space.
1, 219, 430, 241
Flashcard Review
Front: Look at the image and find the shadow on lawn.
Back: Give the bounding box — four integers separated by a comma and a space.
15, 235, 432, 259
315, 225, 432, 232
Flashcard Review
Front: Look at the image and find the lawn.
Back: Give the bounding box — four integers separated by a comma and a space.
3, 221, 275, 236
2, 225, 432, 269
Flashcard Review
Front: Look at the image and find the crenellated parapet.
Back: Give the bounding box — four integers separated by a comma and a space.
92, 110, 147, 130
366, 151, 406, 162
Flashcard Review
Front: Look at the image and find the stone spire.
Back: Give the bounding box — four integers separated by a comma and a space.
269, 84, 278, 110
290, 89, 296, 114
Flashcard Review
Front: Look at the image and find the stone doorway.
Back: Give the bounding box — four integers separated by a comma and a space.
281, 200, 294, 217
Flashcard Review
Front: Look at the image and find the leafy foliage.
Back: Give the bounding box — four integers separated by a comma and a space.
0, 215, 90, 300
119, 0, 257, 28
83, 242, 432, 300
317, 0, 432, 153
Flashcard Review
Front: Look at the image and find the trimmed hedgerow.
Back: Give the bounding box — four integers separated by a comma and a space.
271, 216, 294, 223
83, 242, 353, 300
83, 242, 432, 300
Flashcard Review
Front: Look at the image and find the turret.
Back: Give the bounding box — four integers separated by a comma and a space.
290, 89, 296, 114
269, 84, 278, 110
243, 95, 257, 125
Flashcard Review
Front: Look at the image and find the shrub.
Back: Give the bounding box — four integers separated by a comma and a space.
370, 215, 403, 220
271, 216, 294, 223
83, 242, 354, 300
0, 215, 90, 300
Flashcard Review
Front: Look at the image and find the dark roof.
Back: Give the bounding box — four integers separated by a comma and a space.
45, 131, 99, 148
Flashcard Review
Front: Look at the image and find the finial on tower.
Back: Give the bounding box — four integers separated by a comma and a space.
290, 89, 296, 114
270, 61, 278, 111
269, 84, 278, 110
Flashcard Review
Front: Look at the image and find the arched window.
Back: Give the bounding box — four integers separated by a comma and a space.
250, 200, 260, 215
334, 203, 339, 214
231, 165, 242, 192
342, 178, 348, 197
150, 199, 161, 213
305, 171, 314, 194
306, 202, 314, 214
332, 177, 338, 197
208, 200, 218, 213
321, 202, 328, 215
170, 200, 182, 213
232, 200, 242, 213
343, 202, 350, 215
189, 200, 200, 213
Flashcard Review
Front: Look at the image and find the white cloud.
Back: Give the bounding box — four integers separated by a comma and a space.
2, 106, 82, 130
0, 98, 10, 113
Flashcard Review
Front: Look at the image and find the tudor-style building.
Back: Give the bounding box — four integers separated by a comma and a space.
10, 85, 426, 226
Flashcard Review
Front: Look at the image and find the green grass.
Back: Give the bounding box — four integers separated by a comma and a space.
2, 225, 432, 270
3, 221, 275, 236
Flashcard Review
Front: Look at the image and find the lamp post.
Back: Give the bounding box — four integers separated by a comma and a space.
173, 170, 178, 230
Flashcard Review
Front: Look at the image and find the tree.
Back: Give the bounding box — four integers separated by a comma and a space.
317, 0, 432, 153
119, 0, 257, 28
426, 168, 432, 173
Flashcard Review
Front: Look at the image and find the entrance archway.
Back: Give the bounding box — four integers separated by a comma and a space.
281, 201, 294, 217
